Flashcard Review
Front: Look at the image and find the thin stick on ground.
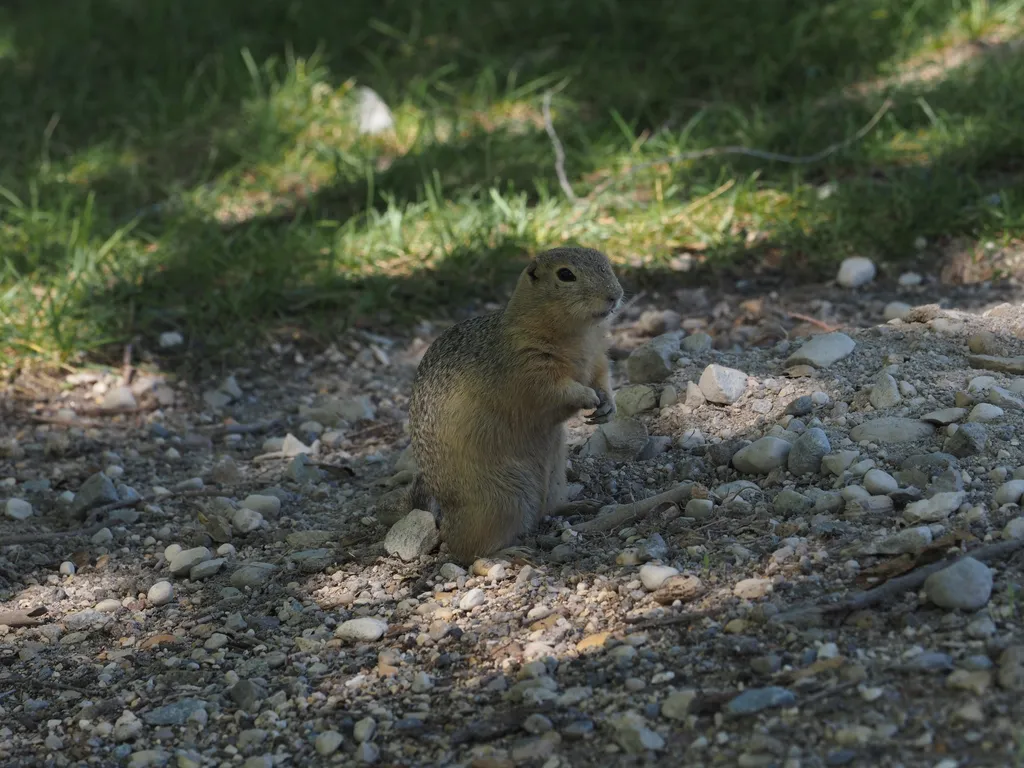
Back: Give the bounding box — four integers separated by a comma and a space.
572, 483, 692, 534
771, 537, 1024, 625
544, 97, 893, 203
542, 91, 578, 203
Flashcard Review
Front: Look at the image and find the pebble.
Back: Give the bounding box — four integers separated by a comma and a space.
994, 480, 1024, 506
353, 717, 377, 742
873, 527, 933, 555
383, 508, 439, 561
968, 403, 1004, 423
147, 581, 174, 606
5, 498, 33, 520
698, 364, 748, 404
582, 418, 649, 460
836, 256, 876, 288
241, 494, 282, 518
788, 428, 832, 475
869, 373, 902, 409
732, 437, 792, 474
315, 731, 344, 756
922, 408, 967, 425
724, 686, 796, 715
884, 301, 912, 321
639, 564, 679, 591
608, 711, 665, 752
231, 506, 264, 534
997, 645, 1024, 691
460, 588, 486, 610
71, 472, 120, 517
168, 547, 212, 577
785, 332, 856, 368
924, 557, 993, 610
863, 468, 898, 495
336, 617, 388, 642
734, 578, 772, 600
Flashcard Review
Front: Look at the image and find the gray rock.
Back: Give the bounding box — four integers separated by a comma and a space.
581, 418, 649, 460
903, 491, 965, 524
997, 646, 1024, 691
968, 403, 1004, 423
681, 332, 713, 354
229, 679, 265, 712
102, 386, 138, 410
241, 494, 281, 519
684, 498, 714, 520
336, 617, 388, 642
785, 332, 856, 368
230, 562, 277, 588
147, 581, 174, 606
921, 408, 966, 425
638, 436, 673, 460
190, 558, 226, 580
850, 418, 935, 444
836, 256, 876, 288
615, 385, 658, 416
384, 509, 439, 562
863, 469, 898, 495
724, 686, 796, 715
943, 422, 988, 457
639, 564, 679, 591
315, 731, 344, 756
788, 428, 831, 475
608, 711, 664, 752
142, 699, 207, 726
285, 454, 322, 486
707, 439, 746, 466
773, 489, 813, 516
871, 527, 933, 555
785, 395, 813, 416
994, 480, 1024, 506
732, 437, 792, 475
698, 364, 748, 404
231, 507, 264, 534
626, 332, 684, 384
659, 385, 678, 408
5, 498, 33, 521
884, 301, 912, 321
168, 547, 212, 577
869, 373, 902, 409
71, 472, 119, 518
924, 557, 992, 610
684, 381, 706, 406
821, 450, 859, 476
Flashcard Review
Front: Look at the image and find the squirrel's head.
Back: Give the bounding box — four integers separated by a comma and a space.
515, 246, 624, 326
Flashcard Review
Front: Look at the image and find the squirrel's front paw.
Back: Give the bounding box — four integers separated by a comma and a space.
585, 388, 615, 424
574, 385, 601, 412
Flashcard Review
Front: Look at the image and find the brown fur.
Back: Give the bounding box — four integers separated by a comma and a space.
408, 246, 623, 564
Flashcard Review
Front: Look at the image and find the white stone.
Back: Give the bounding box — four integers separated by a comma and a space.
836, 256, 876, 288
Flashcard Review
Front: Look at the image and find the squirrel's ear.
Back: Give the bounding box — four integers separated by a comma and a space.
525, 260, 539, 282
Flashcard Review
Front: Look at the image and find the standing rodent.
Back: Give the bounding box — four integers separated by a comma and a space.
408, 246, 624, 564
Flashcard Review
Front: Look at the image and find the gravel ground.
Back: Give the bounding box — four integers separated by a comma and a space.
3, 263, 1024, 768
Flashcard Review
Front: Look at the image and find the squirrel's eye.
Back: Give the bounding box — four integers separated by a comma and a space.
556, 268, 576, 282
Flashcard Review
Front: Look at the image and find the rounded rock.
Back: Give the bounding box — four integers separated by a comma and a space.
924, 557, 993, 610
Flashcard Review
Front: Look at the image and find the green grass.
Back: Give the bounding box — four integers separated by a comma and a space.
3, 0, 1024, 367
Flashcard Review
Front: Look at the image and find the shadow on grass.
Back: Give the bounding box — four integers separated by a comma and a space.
3, 0, 1024, 366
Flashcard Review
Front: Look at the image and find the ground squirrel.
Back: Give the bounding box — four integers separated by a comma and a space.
408, 246, 624, 564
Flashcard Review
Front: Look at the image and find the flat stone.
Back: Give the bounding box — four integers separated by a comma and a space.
168, 547, 212, 577
615, 385, 658, 417
384, 509, 439, 562
698, 364, 748, 404
850, 418, 935, 444
724, 686, 796, 715
785, 332, 856, 369
903, 491, 965, 524
732, 437, 792, 475
71, 472, 120, 518
921, 408, 966, 425
869, 373, 902, 409
5, 498, 33, 521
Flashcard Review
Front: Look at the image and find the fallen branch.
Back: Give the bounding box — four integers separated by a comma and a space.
546, 97, 894, 203
771, 537, 1024, 625
1, 489, 230, 546
572, 483, 692, 534
784, 311, 841, 333
541, 91, 578, 203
